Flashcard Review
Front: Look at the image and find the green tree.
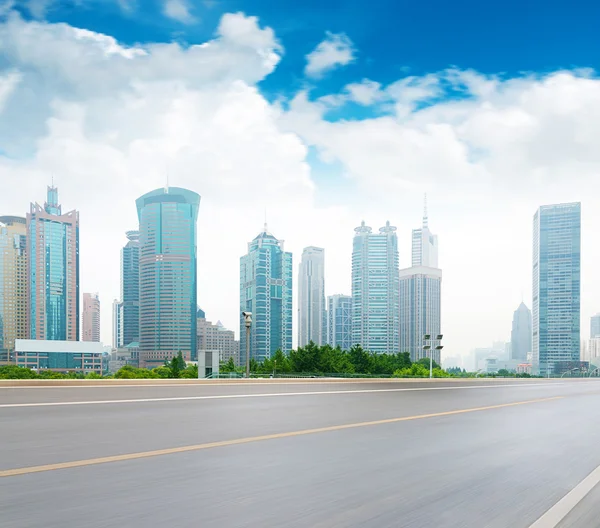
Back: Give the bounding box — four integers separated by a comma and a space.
220, 357, 236, 373
497, 369, 511, 377
289, 341, 320, 373
169, 355, 181, 378
0, 365, 38, 379
180, 363, 198, 378
176, 351, 186, 370
348, 345, 370, 374
85, 372, 103, 379
114, 365, 158, 379
416, 357, 441, 370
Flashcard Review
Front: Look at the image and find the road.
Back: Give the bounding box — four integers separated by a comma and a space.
2, 379, 600, 528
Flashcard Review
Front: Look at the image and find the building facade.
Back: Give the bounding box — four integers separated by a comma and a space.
136, 187, 200, 368
240, 225, 292, 364
298, 246, 326, 347
510, 302, 532, 361
112, 299, 122, 349
0, 216, 27, 363
327, 294, 352, 351
121, 230, 140, 347
533, 202, 581, 376
27, 186, 79, 341
15, 339, 104, 374
197, 310, 240, 365
352, 221, 400, 354
82, 292, 100, 342
591, 314, 600, 339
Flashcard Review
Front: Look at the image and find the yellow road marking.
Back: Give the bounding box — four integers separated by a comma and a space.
0, 396, 562, 478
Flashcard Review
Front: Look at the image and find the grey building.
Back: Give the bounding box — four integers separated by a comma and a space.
327, 294, 352, 351
510, 302, 532, 361
298, 247, 326, 347
533, 202, 581, 376
591, 314, 600, 339
197, 310, 240, 365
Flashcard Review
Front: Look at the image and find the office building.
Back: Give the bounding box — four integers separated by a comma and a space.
240, 224, 292, 364
298, 247, 326, 347
197, 309, 240, 365
0, 216, 27, 363
533, 202, 581, 376
112, 299, 122, 349
121, 230, 140, 347
27, 186, 79, 341
327, 294, 352, 351
136, 187, 200, 368
591, 314, 600, 339
82, 292, 100, 342
510, 302, 532, 361
352, 221, 400, 354
399, 204, 442, 363
15, 339, 104, 375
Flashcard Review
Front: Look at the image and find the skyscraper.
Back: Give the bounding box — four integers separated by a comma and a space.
27, 186, 79, 341
399, 203, 442, 363
591, 314, 600, 339
533, 202, 581, 376
298, 246, 326, 346
510, 302, 532, 361
327, 294, 352, 351
352, 221, 400, 354
240, 224, 292, 364
136, 187, 200, 368
112, 299, 122, 349
82, 292, 100, 342
0, 216, 27, 363
121, 230, 140, 347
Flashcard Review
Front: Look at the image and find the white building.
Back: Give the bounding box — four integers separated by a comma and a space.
298, 246, 326, 347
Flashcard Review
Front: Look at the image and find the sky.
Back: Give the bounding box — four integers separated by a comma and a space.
1, 0, 599, 362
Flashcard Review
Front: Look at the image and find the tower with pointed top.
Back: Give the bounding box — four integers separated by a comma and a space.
351, 221, 400, 354
400, 199, 442, 363
240, 224, 292, 363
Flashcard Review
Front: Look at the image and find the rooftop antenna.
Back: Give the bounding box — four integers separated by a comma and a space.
165, 174, 170, 194
263, 207, 268, 232
423, 193, 429, 228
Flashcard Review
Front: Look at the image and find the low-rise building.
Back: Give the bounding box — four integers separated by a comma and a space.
197, 310, 239, 365
15, 339, 104, 374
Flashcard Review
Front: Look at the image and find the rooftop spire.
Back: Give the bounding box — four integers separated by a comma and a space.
423, 193, 428, 229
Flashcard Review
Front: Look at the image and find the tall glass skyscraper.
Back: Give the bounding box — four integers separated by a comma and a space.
298, 246, 326, 346
327, 294, 352, 351
27, 186, 79, 341
121, 230, 140, 347
533, 202, 581, 376
0, 216, 27, 363
136, 187, 200, 368
240, 224, 292, 364
399, 205, 442, 362
352, 221, 400, 354
510, 302, 532, 361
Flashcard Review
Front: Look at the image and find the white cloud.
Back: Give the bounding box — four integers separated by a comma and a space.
345, 79, 384, 105
163, 0, 197, 24
305, 32, 354, 78
0, 70, 20, 111
26, 0, 51, 18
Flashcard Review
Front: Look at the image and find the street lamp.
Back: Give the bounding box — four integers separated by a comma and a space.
560, 367, 580, 378
242, 311, 252, 378
423, 334, 444, 378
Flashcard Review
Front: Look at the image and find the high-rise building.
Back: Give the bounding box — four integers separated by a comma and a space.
240, 224, 292, 364
0, 216, 27, 363
399, 204, 442, 363
27, 186, 79, 341
82, 292, 100, 342
352, 221, 400, 354
591, 314, 600, 339
121, 230, 140, 347
533, 202, 581, 376
327, 294, 352, 351
136, 187, 200, 368
112, 299, 122, 349
197, 309, 240, 365
298, 246, 326, 347
510, 302, 532, 361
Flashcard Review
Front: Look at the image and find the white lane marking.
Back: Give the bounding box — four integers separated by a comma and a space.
0, 382, 567, 408
529, 463, 600, 527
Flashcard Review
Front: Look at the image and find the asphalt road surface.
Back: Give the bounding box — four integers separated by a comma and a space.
2, 379, 600, 528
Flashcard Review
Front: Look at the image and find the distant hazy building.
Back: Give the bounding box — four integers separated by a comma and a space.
197, 310, 240, 365
136, 187, 200, 368
327, 294, 352, 351
240, 225, 292, 363
510, 302, 532, 361
82, 293, 100, 342
112, 299, 122, 349
582, 338, 600, 363
400, 204, 442, 363
27, 186, 79, 341
121, 230, 140, 347
533, 202, 581, 376
298, 247, 326, 347
0, 216, 27, 363
591, 314, 600, 339
352, 221, 400, 354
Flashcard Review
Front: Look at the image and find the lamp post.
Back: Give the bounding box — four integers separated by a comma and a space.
423, 334, 444, 378
242, 311, 252, 378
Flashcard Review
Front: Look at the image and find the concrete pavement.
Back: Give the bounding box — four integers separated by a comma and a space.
2, 379, 600, 527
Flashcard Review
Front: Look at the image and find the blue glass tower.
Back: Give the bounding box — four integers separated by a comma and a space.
352, 221, 400, 354
240, 224, 292, 364
327, 294, 352, 351
121, 230, 140, 347
533, 202, 581, 376
136, 187, 200, 368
